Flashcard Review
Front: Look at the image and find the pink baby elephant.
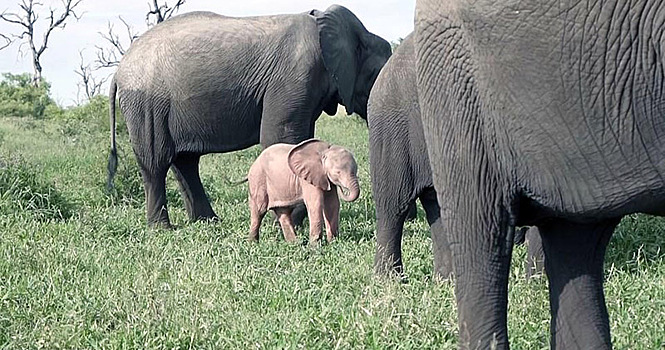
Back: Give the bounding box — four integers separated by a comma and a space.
247, 139, 360, 244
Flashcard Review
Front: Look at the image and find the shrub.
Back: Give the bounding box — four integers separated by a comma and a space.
0, 73, 61, 119
106, 152, 144, 208
63, 95, 108, 122
57, 95, 126, 137
0, 153, 73, 220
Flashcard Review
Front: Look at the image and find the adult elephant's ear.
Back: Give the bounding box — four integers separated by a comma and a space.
316, 5, 361, 115
288, 139, 332, 191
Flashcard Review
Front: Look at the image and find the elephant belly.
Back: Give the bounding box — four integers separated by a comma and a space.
267, 174, 303, 210
169, 96, 263, 154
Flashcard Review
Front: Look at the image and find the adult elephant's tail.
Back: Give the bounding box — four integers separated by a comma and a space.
106, 78, 118, 191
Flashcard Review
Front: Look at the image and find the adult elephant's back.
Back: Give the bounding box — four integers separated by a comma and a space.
114, 11, 330, 154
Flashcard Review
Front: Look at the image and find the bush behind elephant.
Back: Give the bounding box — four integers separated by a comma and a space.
247, 139, 360, 244
106, 5, 391, 228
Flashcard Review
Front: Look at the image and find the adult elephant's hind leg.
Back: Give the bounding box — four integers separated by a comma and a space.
419, 189, 452, 279
126, 98, 175, 228
540, 218, 618, 349
525, 226, 545, 278
171, 153, 217, 222
139, 165, 171, 228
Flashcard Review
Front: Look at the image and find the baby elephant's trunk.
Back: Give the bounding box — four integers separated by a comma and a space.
339, 177, 360, 202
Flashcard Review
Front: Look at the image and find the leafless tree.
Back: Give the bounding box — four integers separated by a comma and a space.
95, 1, 185, 69
146, 0, 185, 27
74, 50, 107, 103
0, 0, 84, 87
95, 16, 137, 69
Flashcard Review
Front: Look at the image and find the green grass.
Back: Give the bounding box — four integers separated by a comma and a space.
0, 113, 664, 349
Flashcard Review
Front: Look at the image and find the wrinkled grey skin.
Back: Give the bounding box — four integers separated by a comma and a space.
415, 0, 665, 348
106, 5, 391, 227
368, 34, 452, 279
369, 34, 544, 280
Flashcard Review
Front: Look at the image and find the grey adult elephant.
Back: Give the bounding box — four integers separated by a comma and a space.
106, 5, 392, 227
368, 33, 452, 279
415, 0, 665, 348
369, 33, 544, 280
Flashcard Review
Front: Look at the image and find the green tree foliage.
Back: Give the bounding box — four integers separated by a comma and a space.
0, 72, 61, 119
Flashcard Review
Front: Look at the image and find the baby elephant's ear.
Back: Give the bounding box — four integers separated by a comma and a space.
288, 139, 332, 191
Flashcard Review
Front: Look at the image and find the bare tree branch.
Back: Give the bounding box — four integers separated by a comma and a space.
146, 0, 185, 27
0, 0, 84, 86
94, 45, 120, 69
93, 1, 185, 74
74, 49, 108, 103
37, 0, 84, 57
0, 33, 11, 50
94, 17, 137, 69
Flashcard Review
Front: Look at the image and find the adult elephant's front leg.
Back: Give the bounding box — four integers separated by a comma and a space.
436, 173, 514, 349
171, 153, 217, 222
374, 208, 408, 276
370, 141, 418, 276
373, 179, 415, 276
540, 219, 618, 349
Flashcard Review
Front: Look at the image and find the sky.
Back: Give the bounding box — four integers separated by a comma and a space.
0, 0, 416, 106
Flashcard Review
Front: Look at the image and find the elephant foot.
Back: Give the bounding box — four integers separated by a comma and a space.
285, 237, 301, 245
374, 258, 405, 279
194, 214, 220, 224
188, 206, 218, 222
149, 220, 174, 230
326, 231, 338, 243
375, 267, 408, 283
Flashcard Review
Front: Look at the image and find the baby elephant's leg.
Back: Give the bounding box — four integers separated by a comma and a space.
275, 207, 298, 243
323, 190, 340, 242
303, 197, 324, 245
249, 206, 267, 242
249, 189, 268, 241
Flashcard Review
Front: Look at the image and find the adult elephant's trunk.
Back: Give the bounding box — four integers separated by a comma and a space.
338, 176, 360, 202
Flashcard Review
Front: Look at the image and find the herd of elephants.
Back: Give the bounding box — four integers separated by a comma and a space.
103, 1, 665, 348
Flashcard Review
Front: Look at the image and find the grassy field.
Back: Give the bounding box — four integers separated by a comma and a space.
0, 110, 664, 349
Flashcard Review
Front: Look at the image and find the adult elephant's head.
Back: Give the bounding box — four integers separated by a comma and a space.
313, 5, 392, 119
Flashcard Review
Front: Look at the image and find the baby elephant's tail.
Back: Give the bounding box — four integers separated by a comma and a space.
224, 175, 248, 185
